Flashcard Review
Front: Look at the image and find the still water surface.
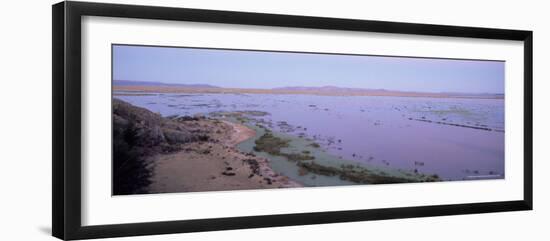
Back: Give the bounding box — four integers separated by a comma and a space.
115, 92, 505, 181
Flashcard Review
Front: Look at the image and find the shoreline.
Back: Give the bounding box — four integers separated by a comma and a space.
222, 119, 303, 188
147, 117, 302, 194
221, 120, 257, 146
235, 118, 441, 186
113, 85, 504, 100
114, 93, 503, 193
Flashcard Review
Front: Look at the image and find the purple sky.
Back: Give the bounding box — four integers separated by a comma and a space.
113, 44, 504, 93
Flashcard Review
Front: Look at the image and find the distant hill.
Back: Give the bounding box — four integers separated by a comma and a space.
272, 86, 503, 98
114, 80, 219, 88
273, 86, 389, 92
113, 83, 503, 99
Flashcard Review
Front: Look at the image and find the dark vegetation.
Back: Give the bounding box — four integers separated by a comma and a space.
411, 118, 499, 132
308, 143, 321, 148
112, 99, 209, 195
253, 131, 315, 162
297, 162, 439, 184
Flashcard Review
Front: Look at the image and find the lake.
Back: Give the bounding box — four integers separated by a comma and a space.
114, 92, 505, 182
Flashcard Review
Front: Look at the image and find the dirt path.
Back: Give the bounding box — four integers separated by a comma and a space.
221, 120, 257, 146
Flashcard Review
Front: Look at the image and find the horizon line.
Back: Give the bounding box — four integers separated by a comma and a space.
113, 79, 505, 95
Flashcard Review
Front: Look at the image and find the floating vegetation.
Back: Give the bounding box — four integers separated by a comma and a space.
276, 121, 295, 133
410, 118, 501, 132
423, 106, 474, 118
297, 161, 439, 184
208, 110, 269, 125
308, 142, 321, 148
192, 104, 210, 107
253, 131, 288, 153
243, 110, 269, 116
236, 116, 248, 124
253, 131, 315, 162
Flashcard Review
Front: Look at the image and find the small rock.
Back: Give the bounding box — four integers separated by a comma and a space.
222, 171, 236, 176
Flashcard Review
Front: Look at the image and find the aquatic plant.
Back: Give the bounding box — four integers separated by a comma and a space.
253, 131, 290, 154
308, 142, 321, 148
253, 132, 315, 162
298, 161, 438, 184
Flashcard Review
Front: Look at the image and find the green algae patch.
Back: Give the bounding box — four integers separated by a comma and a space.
297, 161, 439, 184
253, 131, 315, 162
253, 131, 289, 155
307, 142, 321, 148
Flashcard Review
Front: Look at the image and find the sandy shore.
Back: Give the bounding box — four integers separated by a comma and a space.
148, 119, 301, 194
222, 120, 256, 146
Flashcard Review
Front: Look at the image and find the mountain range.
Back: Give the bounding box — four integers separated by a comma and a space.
113, 80, 220, 89
113, 81, 503, 97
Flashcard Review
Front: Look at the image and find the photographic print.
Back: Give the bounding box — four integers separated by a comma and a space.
112, 44, 505, 195
53, 3, 532, 238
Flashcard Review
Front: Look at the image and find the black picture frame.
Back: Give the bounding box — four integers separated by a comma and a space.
52, 1, 533, 240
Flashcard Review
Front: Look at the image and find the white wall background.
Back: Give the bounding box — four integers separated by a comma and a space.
0, 0, 547, 240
